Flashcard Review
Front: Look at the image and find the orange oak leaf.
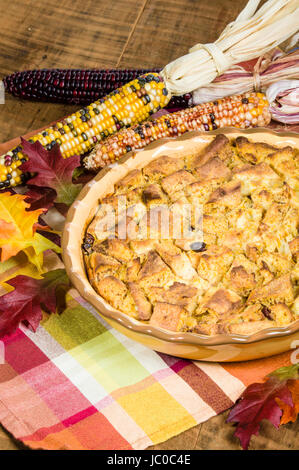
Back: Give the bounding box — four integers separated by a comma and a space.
276, 379, 299, 425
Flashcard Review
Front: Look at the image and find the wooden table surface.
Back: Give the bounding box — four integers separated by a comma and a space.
0, 0, 298, 451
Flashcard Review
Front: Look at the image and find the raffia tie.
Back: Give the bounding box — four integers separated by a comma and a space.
189, 43, 231, 75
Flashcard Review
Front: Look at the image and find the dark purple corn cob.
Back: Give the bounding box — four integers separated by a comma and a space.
3, 68, 193, 108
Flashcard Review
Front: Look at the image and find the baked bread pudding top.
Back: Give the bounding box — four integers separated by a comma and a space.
83, 134, 299, 336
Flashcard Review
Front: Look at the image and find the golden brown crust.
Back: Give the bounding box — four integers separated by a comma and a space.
150, 302, 187, 331
138, 250, 173, 289
289, 237, 299, 260
161, 170, 196, 196
149, 282, 198, 313
190, 134, 230, 168
194, 157, 231, 181
229, 265, 256, 296
84, 134, 299, 336
248, 274, 294, 305
200, 289, 243, 316
235, 136, 278, 163
126, 258, 142, 282
127, 282, 152, 320
95, 276, 128, 310
143, 155, 185, 181
105, 239, 133, 262
116, 169, 144, 191
207, 181, 241, 207
142, 184, 166, 206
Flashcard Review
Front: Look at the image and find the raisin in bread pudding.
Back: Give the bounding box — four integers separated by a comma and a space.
83, 134, 299, 336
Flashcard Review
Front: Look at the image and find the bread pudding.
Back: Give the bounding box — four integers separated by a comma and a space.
83, 134, 299, 336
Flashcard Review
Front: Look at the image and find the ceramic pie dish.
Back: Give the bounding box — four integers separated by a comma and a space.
62, 128, 299, 362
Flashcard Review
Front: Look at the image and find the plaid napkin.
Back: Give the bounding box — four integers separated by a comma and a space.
0, 128, 296, 450
0, 243, 294, 451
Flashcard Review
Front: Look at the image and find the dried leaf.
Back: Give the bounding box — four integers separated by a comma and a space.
20, 138, 82, 205
227, 373, 295, 449
24, 186, 57, 212
0, 191, 60, 269
272, 364, 299, 425
0, 269, 71, 338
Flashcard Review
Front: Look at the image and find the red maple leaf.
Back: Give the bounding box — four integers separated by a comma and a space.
227, 365, 299, 450
20, 138, 82, 206
0, 270, 70, 338
24, 186, 57, 212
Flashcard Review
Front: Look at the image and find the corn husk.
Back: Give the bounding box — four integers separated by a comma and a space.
267, 79, 299, 122
161, 0, 299, 96
192, 49, 299, 103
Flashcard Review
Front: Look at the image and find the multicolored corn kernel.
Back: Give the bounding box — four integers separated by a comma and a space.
3, 68, 191, 108
1, 73, 172, 187
84, 92, 271, 170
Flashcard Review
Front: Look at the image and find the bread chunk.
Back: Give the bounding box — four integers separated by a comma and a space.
138, 250, 173, 289
161, 170, 196, 196
225, 320, 275, 335
116, 169, 144, 192
105, 239, 132, 262
195, 245, 233, 284
235, 137, 278, 163
142, 184, 166, 206
89, 252, 120, 281
148, 282, 198, 313
248, 274, 294, 306
143, 155, 184, 181
194, 157, 231, 181
150, 302, 187, 331
233, 162, 280, 195
126, 258, 142, 282
128, 282, 152, 320
289, 237, 299, 260
199, 289, 242, 316
207, 181, 241, 207
188, 134, 230, 169
155, 241, 197, 280
96, 276, 127, 308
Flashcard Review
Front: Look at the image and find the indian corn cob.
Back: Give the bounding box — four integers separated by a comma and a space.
3, 68, 192, 108
0, 72, 171, 188
84, 92, 271, 170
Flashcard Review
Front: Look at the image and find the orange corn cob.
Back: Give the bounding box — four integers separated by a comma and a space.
84, 92, 271, 171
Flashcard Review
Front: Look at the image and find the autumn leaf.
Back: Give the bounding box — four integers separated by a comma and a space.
0, 191, 61, 269
0, 219, 17, 239
20, 138, 82, 206
272, 364, 299, 425
277, 380, 299, 425
227, 378, 293, 450
24, 186, 57, 212
0, 269, 71, 338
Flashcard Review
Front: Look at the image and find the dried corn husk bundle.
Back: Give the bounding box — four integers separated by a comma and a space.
267, 79, 299, 122
192, 49, 299, 103
161, 0, 299, 96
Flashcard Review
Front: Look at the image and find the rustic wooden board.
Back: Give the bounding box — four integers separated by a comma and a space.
118, 0, 249, 68
0, 0, 298, 451
0, 0, 146, 142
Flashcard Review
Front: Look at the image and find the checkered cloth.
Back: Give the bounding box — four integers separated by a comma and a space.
0, 255, 293, 450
